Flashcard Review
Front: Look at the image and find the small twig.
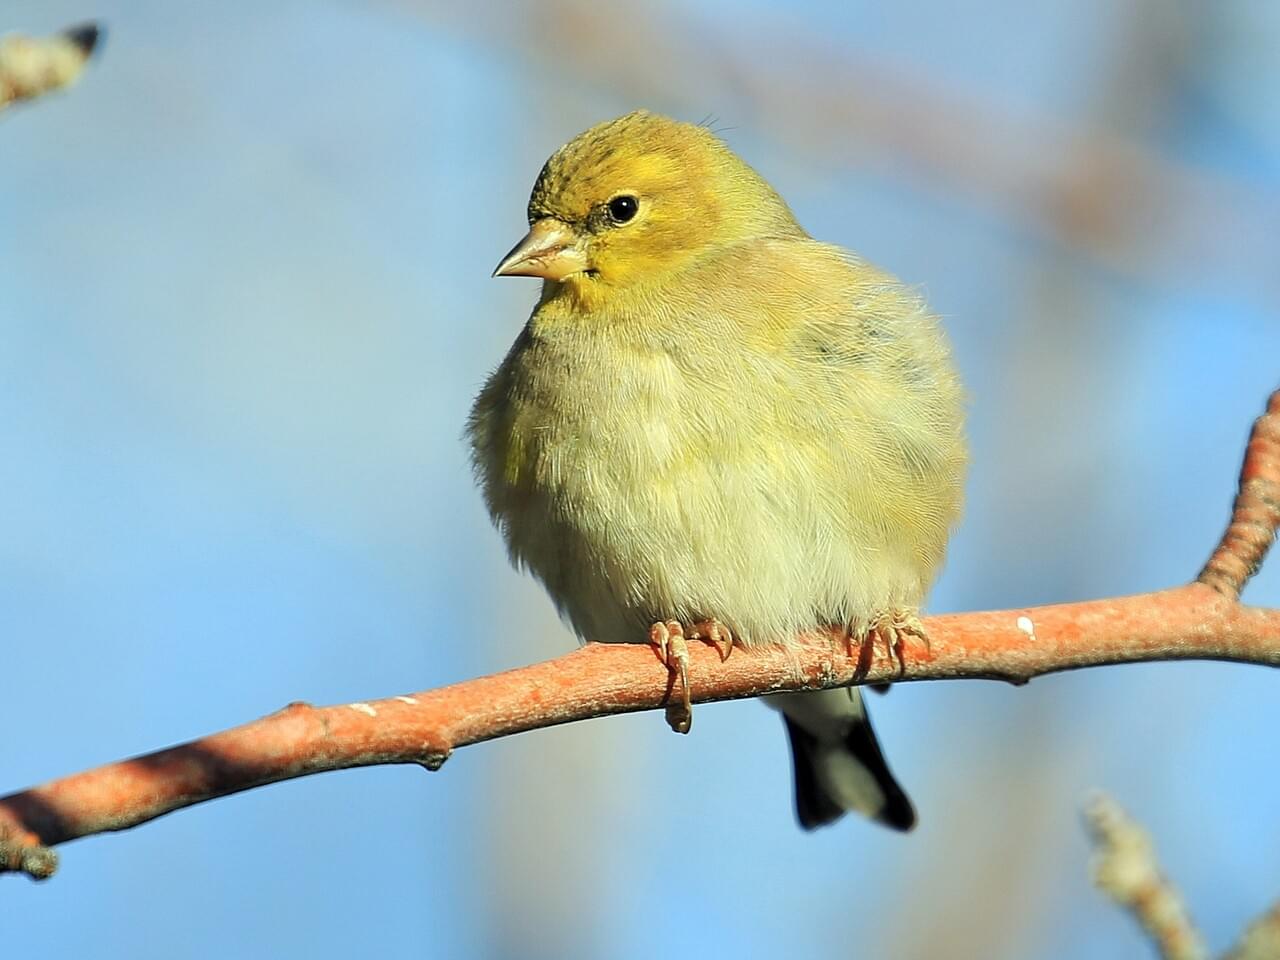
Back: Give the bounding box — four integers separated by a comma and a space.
0, 388, 1277, 880
1084, 794, 1208, 960
0, 22, 102, 114
1199, 389, 1280, 599
1086, 795, 1280, 960
1222, 903, 1280, 960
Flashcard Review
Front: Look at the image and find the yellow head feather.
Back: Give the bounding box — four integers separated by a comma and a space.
526, 111, 804, 292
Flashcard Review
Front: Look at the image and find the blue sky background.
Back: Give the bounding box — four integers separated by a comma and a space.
2, 2, 1278, 957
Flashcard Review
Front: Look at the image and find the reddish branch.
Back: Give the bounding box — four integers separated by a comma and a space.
2, 388, 1278, 880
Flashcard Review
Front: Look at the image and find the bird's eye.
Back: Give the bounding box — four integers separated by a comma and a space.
606, 195, 639, 224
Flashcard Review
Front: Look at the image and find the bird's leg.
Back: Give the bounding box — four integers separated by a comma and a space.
648, 618, 735, 734
849, 610, 930, 677
876, 609, 929, 675
650, 620, 692, 734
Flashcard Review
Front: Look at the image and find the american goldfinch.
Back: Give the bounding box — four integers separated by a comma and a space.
468, 111, 966, 830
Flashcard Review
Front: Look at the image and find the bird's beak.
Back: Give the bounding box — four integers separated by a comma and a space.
492, 218, 588, 281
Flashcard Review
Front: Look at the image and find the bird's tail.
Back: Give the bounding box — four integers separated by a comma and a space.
769, 687, 916, 831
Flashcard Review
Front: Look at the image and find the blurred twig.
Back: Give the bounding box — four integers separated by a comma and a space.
0, 23, 101, 114
1085, 794, 1208, 960
0, 388, 1276, 881
1086, 794, 1280, 960
1223, 904, 1280, 960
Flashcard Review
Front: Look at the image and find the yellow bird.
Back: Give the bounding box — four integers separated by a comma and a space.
468, 111, 966, 829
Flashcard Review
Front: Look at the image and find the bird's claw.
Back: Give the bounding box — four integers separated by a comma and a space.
689, 618, 736, 662
849, 610, 929, 676
650, 620, 692, 733
649, 618, 735, 734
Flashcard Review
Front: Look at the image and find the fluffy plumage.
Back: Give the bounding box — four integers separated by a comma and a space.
468, 110, 966, 829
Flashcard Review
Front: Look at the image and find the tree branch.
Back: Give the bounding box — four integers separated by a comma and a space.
1085, 793, 1280, 960
1223, 903, 1280, 960
2, 387, 1277, 880
1199, 388, 1280, 600
0, 22, 101, 114
1084, 793, 1208, 960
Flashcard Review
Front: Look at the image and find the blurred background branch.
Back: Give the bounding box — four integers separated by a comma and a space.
1086, 793, 1209, 960
390, 0, 1280, 306
1086, 793, 1280, 960
1223, 904, 1280, 960
0, 22, 100, 114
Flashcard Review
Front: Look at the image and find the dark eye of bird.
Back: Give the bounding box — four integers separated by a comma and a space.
606, 195, 639, 224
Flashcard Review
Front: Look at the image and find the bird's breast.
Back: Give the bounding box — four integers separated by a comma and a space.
470, 292, 962, 646
504, 333, 693, 505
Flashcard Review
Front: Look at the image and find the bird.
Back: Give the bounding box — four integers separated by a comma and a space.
467, 110, 966, 830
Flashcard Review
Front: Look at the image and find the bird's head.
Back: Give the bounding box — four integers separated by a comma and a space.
493, 111, 803, 299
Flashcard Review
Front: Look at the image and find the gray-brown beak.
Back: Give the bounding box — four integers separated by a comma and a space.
492, 218, 588, 281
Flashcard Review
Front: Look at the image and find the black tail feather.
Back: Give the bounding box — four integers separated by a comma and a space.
784, 717, 845, 829
842, 712, 916, 831
783, 710, 916, 832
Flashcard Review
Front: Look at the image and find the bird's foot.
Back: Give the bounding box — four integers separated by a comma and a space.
850, 609, 929, 677
649, 618, 736, 734
688, 618, 736, 662
650, 620, 691, 733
